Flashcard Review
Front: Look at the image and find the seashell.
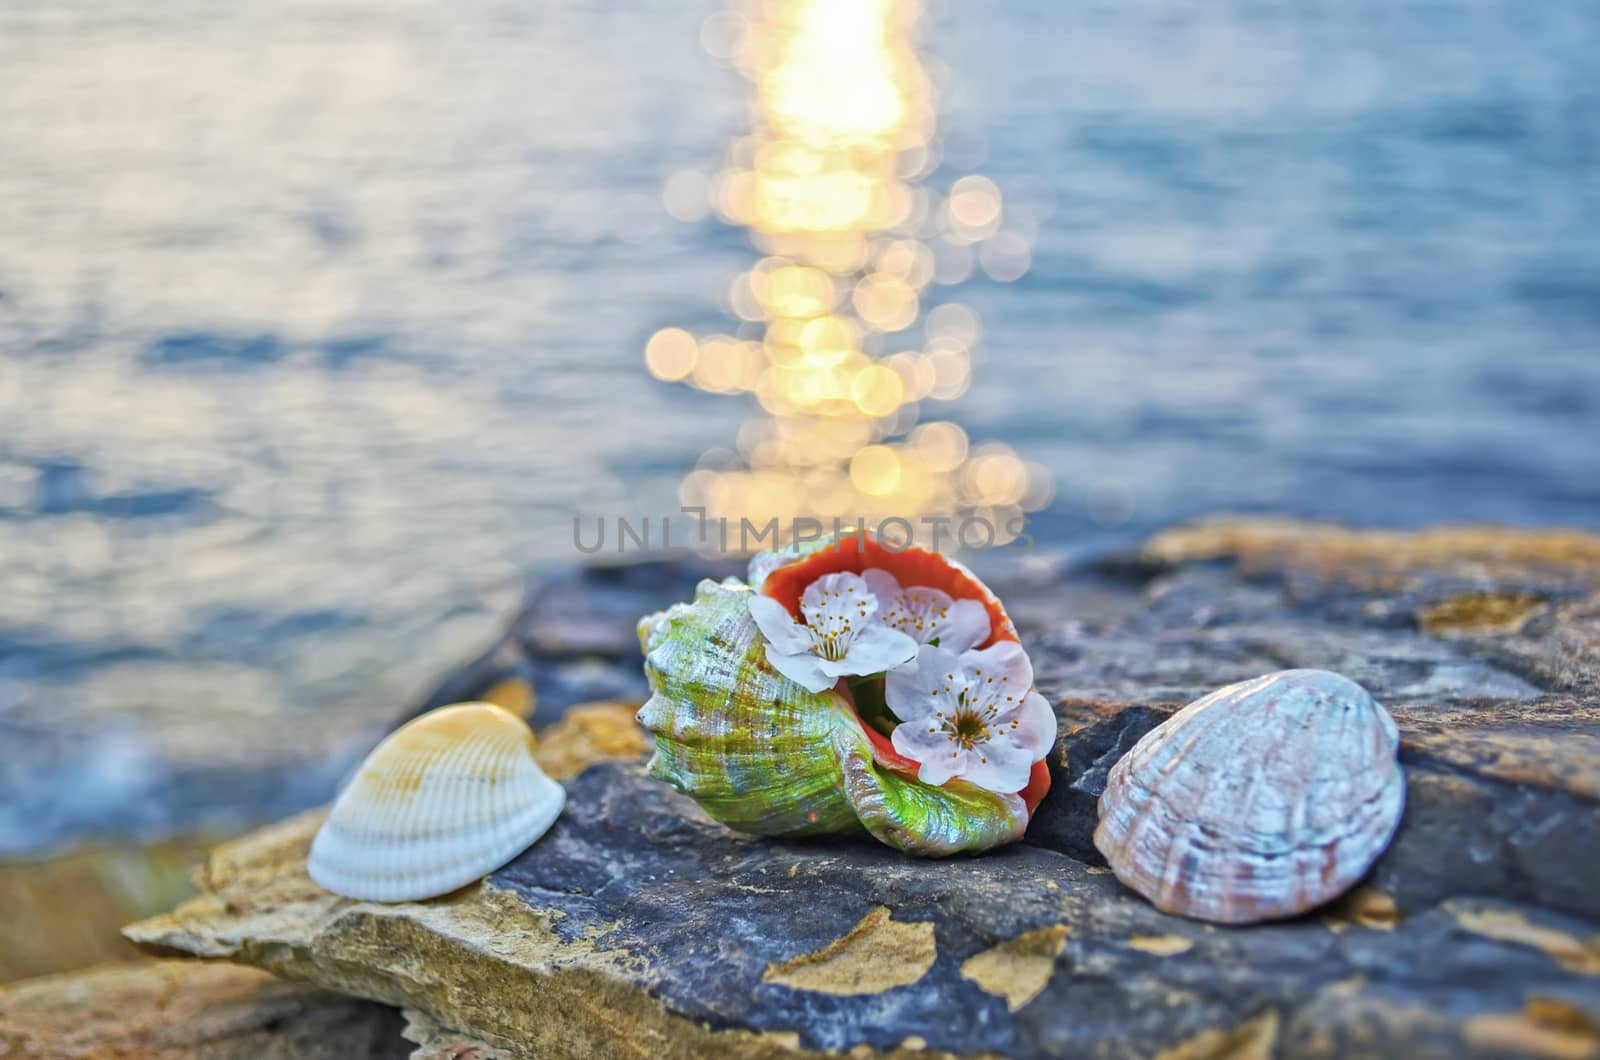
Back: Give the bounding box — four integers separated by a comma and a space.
637, 532, 1053, 857
1094, 669, 1404, 924
309, 702, 565, 902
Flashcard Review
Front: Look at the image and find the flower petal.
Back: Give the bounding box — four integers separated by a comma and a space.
861, 567, 902, 605
762, 644, 838, 693
938, 598, 991, 653
890, 717, 955, 760
814, 654, 867, 682
886, 643, 963, 721
1000, 691, 1057, 758
953, 738, 1035, 793
799, 571, 878, 631
746, 595, 814, 655
961, 641, 1034, 716
889, 586, 952, 643
838, 622, 918, 677
911, 745, 968, 787
885, 667, 933, 721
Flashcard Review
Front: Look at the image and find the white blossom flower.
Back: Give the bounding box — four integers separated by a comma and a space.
747, 572, 919, 694
861, 568, 991, 653
885, 642, 1056, 792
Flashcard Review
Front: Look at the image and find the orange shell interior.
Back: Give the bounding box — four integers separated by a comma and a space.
759, 536, 1016, 647
761, 536, 1049, 811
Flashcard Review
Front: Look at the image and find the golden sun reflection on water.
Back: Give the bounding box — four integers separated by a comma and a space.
648, 0, 1050, 548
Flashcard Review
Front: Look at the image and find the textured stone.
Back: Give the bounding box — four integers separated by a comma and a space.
403, 1008, 514, 1060
127, 521, 1600, 1058
0, 959, 407, 1059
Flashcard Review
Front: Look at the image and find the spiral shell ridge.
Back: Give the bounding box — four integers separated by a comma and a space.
637, 557, 1036, 856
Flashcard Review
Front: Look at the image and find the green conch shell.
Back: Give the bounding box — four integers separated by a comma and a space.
637, 575, 1030, 856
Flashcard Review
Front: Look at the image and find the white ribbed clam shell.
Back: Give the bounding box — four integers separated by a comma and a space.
309, 702, 564, 902
1094, 669, 1404, 925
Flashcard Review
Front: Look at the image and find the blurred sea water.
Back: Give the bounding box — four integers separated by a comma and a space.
1, 0, 1597, 853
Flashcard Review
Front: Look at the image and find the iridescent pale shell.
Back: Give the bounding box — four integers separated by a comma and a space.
1094, 669, 1404, 924
309, 702, 564, 902
637, 534, 1049, 857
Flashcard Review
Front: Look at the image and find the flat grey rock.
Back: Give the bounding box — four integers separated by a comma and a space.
128, 520, 1600, 1059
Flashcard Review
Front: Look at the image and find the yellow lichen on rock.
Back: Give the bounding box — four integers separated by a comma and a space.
1126, 934, 1195, 956
1154, 1009, 1280, 1060
1141, 519, 1600, 634
1418, 592, 1548, 635
1462, 998, 1600, 1060
479, 676, 538, 720
958, 924, 1070, 1011
1322, 887, 1403, 932
1143, 519, 1600, 581
531, 700, 650, 781
763, 907, 937, 996
1453, 906, 1600, 975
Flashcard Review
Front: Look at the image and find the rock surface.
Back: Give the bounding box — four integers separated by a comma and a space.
127, 521, 1600, 1058
0, 959, 408, 1058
